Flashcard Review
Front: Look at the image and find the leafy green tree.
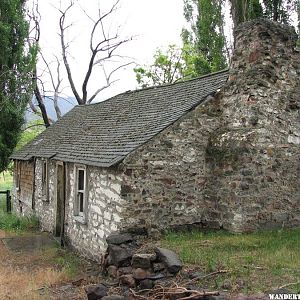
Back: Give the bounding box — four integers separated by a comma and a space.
182, 0, 228, 76
0, 0, 36, 172
230, 0, 263, 29
230, 0, 298, 28
134, 44, 198, 88
262, 0, 298, 24
15, 120, 45, 152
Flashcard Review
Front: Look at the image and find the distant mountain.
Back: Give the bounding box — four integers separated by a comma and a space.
25, 96, 77, 123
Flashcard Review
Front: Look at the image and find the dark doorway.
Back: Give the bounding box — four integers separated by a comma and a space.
55, 163, 65, 239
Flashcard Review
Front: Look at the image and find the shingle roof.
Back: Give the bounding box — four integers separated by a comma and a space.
11, 70, 228, 167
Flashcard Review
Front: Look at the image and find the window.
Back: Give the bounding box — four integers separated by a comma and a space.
42, 160, 49, 201
74, 166, 87, 220
15, 160, 21, 191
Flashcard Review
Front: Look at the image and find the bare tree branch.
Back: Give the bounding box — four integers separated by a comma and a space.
59, 0, 133, 105
59, 1, 83, 105
87, 61, 134, 104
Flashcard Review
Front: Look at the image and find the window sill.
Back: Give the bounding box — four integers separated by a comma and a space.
74, 216, 87, 225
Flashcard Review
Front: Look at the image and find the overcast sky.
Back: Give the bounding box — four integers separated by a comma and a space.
37, 0, 185, 101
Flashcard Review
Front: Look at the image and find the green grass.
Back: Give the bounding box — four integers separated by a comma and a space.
0, 172, 13, 212
0, 211, 39, 233
0, 171, 13, 190
52, 248, 85, 277
162, 229, 300, 294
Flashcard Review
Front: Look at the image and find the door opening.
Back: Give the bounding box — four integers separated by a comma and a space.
55, 163, 65, 243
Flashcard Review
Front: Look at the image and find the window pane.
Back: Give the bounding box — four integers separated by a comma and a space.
78, 169, 84, 190
78, 192, 84, 213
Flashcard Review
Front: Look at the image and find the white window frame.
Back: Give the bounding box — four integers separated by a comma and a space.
42, 159, 49, 201
74, 165, 87, 222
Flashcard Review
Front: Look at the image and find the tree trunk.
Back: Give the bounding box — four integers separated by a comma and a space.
34, 86, 50, 128
230, 0, 246, 30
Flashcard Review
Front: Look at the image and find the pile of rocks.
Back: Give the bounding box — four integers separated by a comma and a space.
85, 233, 183, 300
105, 233, 182, 289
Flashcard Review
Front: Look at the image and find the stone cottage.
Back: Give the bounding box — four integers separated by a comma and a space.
11, 19, 300, 260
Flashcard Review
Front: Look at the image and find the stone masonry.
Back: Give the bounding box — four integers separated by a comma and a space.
13, 160, 124, 260
119, 19, 300, 233
64, 164, 124, 260
11, 19, 300, 260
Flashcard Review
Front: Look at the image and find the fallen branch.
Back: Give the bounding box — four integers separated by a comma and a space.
278, 281, 300, 289
186, 269, 229, 284
243, 264, 265, 270
180, 290, 220, 300
131, 285, 219, 300
130, 288, 148, 300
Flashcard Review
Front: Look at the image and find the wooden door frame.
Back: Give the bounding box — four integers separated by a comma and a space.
55, 161, 66, 244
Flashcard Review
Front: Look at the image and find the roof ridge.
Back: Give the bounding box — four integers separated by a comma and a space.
76, 68, 229, 108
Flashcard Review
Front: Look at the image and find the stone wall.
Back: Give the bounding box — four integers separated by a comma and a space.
34, 159, 56, 232
119, 95, 223, 233
12, 160, 34, 215
63, 164, 124, 260
119, 19, 300, 233
14, 159, 125, 260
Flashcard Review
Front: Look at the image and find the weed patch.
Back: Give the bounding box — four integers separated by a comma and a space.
0, 211, 39, 232
162, 229, 300, 294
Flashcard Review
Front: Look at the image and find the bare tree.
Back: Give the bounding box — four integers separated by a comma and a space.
41, 54, 63, 119
27, 0, 69, 126
58, 0, 133, 105
27, 0, 51, 127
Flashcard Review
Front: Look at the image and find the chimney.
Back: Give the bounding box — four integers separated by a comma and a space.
207, 19, 300, 232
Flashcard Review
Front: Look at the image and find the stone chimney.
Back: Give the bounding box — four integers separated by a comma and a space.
206, 19, 300, 232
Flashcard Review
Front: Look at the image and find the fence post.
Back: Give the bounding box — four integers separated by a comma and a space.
6, 190, 11, 213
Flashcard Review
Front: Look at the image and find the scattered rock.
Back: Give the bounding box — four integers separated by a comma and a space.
133, 268, 150, 280
85, 284, 108, 300
108, 244, 133, 267
188, 271, 204, 279
117, 266, 133, 276
72, 277, 86, 286
222, 279, 232, 290
147, 273, 166, 280
119, 274, 136, 288
153, 262, 165, 273
139, 279, 154, 290
132, 253, 156, 269
155, 247, 182, 274
268, 288, 291, 295
107, 265, 118, 278
106, 233, 133, 245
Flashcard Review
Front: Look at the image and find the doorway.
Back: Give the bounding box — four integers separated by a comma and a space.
55, 162, 65, 240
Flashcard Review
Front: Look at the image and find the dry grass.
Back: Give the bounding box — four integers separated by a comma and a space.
0, 230, 85, 300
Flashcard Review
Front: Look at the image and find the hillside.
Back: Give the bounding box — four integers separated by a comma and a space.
25, 96, 77, 122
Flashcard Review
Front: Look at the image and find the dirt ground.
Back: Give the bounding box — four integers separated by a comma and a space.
0, 230, 97, 300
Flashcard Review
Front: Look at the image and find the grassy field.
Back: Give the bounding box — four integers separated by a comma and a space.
0, 171, 13, 190
162, 229, 300, 294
